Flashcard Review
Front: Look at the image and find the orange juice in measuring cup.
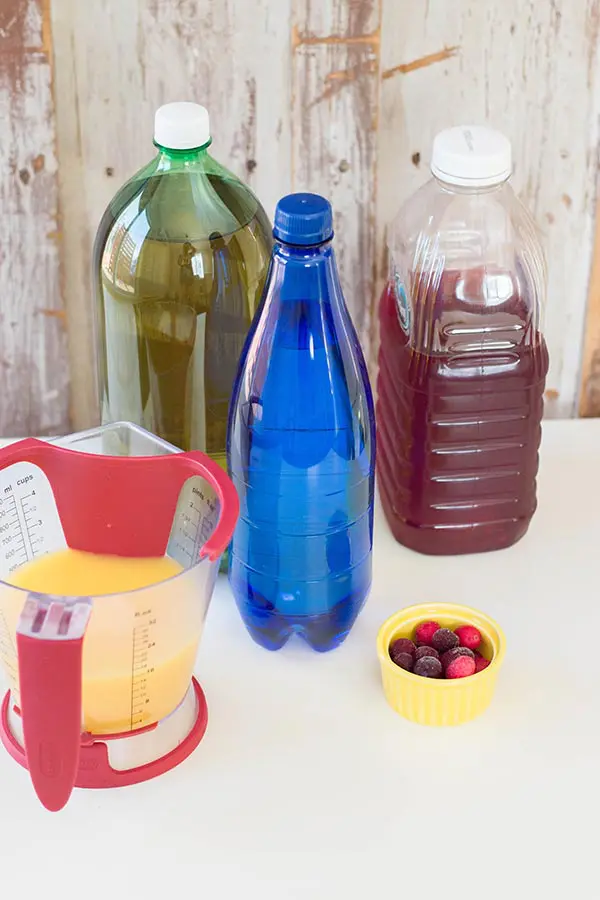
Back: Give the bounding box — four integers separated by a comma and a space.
0, 423, 238, 812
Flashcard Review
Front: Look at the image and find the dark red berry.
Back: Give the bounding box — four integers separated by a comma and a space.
390, 638, 416, 660
414, 645, 440, 661
415, 621, 439, 645
454, 625, 482, 651
441, 646, 475, 671
414, 656, 443, 678
446, 655, 476, 679
475, 656, 491, 673
391, 651, 414, 672
431, 628, 459, 653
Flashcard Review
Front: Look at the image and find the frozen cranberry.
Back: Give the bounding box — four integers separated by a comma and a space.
475, 656, 491, 673
414, 645, 440, 661
415, 621, 440, 645
390, 638, 416, 660
441, 646, 475, 671
446, 655, 476, 679
454, 625, 482, 651
391, 651, 414, 672
431, 628, 459, 653
414, 656, 443, 678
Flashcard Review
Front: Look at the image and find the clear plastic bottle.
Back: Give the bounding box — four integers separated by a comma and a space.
227, 193, 376, 651
377, 126, 549, 555
92, 102, 272, 471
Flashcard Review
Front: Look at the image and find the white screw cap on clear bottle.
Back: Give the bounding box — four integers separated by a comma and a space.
430, 125, 512, 187
154, 102, 211, 150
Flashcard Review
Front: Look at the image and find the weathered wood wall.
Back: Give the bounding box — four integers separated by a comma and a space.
0, 0, 599, 434
0, 0, 69, 436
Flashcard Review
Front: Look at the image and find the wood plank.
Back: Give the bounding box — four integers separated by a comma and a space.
375, 0, 600, 418
50, 0, 97, 430
0, 0, 69, 436
579, 197, 600, 415
51, 0, 292, 429
291, 0, 381, 341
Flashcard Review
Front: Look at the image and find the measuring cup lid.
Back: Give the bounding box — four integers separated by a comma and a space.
0, 440, 239, 563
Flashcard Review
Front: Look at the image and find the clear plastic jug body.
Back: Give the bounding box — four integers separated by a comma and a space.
377, 174, 549, 555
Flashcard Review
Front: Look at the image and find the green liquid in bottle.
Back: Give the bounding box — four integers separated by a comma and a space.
93, 136, 272, 570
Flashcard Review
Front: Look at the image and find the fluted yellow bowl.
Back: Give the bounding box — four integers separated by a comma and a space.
377, 602, 506, 727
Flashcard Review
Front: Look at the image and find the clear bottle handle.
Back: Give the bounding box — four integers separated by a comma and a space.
16, 596, 91, 811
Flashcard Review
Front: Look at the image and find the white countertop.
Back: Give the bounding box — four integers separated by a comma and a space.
1, 419, 599, 898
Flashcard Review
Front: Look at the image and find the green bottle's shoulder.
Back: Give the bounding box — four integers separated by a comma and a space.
99, 150, 270, 231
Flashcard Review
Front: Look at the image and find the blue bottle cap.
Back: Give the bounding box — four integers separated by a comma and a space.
273, 193, 334, 246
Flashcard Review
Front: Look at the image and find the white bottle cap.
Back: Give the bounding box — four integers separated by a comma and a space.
154, 102, 211, 150
430, 126, 512, 187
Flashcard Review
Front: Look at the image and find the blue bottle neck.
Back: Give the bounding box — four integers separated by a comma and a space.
267, 239, 344, 306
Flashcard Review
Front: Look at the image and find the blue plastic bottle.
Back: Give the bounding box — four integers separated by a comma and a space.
227, 193, 375, 652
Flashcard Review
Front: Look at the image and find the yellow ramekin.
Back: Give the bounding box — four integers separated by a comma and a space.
377, 602, 506, 727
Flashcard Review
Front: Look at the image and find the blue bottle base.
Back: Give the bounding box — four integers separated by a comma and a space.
236, 599, 361, 652
229, 569, 370, 652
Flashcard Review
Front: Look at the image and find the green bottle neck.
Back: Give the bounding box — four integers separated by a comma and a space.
153, 141, 213, 172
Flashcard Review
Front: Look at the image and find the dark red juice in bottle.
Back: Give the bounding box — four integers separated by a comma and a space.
376, 269, 549, 555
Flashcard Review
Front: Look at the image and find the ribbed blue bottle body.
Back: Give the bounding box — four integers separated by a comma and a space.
227, 240, 375, 651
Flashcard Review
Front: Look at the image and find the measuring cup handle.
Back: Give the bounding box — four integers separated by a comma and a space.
16, 599, 91, 812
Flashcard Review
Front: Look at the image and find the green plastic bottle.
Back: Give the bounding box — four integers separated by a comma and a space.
92, 102, 272, 474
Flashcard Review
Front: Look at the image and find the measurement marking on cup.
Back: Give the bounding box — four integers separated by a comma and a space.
130, 614, 157, 730
0, 495, 30, 570
167, 478, 220, 567
0, 608, 18, 685
20, 492, 43, 558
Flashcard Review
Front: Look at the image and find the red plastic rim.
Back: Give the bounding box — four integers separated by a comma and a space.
0, 438, 239, 562
0, 677, 208, 793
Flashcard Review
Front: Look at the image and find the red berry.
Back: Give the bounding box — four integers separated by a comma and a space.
441, 646, 474, 671
391, 651, 414, 672
414, 656, 443, 678
454, 625, 481, 651
446, 655, 476, 679
475, 656, 491, 673
414, 645, 440, 661
431, 628, 459, 653
390, 638, 416, 660
415, 621, 439, 645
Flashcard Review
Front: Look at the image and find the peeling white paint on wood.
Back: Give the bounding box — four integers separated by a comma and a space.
51, 0, 98, 430
0, 0, 69, 436
376, 0, 600, 418
291, 0, 381, 336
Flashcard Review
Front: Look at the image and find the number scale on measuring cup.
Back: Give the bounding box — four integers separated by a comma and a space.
167, 475, 220, 568
0, 463, 66, 575
0, 463, 66, 703
0, 606, 18, 695
130, 610, 159, 731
